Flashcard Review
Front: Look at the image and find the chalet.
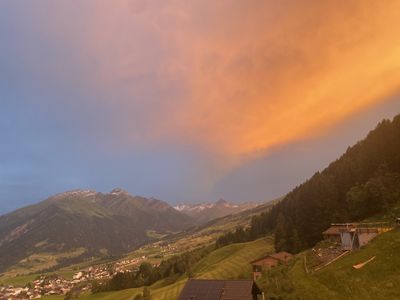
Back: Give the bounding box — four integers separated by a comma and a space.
322, 224, 356, 242
251, 252, 294, 280
322, 223, 390, 251
177, 279, 262, 300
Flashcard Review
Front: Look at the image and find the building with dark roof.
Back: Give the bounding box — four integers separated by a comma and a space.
322, 225, 351, 242
177, 279, 262, 300
323, 223, 391, 251
251, 252, 294, 280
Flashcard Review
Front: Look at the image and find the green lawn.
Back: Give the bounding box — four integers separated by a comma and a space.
258, 228, 400, 300
0, 274, 38, 286
194, 237, 273, 279
80, 237, 274, 300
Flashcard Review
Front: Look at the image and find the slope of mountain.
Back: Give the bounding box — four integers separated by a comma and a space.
0, 189, 193, 273
256, 228, 400, 300
218, 114, 400, 253
174, 199, 258, 225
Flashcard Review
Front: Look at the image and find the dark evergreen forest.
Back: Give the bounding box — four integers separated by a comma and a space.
217, 114, 400, 253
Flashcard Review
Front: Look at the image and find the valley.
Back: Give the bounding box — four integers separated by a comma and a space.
1, 115, 400, 300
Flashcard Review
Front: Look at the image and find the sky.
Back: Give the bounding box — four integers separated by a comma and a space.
1, 0, 400, 214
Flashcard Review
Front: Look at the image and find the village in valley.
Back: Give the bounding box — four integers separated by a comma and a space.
1, 218, 398, 300
0, 259, 140, 299
0, 231, 206, 300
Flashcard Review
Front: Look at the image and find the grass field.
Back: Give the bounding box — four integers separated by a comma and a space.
3, 248, 87, 278
257, 228, 400, 300
195, 236, 273, 279
5, 228, 399, 299
79, 237, 274, 300
138, 228, 400, 300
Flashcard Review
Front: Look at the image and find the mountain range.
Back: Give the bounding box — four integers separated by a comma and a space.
174, 199, 258, 225
0, 189, 192, 273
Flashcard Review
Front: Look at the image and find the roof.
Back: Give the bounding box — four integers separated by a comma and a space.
251, 252, 294, 264
323, 225, 347, 235
323, 224, 360, 235
269, 252, 294, 261
177, 279, 261, 300
221, 280, 260, 300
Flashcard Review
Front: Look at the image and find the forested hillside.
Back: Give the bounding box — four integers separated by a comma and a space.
218, 114, 400, 252
0, 189, 192, 273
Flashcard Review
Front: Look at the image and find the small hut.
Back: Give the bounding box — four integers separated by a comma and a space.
251, 252, 293, 280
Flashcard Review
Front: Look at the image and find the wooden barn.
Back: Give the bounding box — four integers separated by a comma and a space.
251, 252, 294, 280
322, 224, 356, 242
323, 223, 390, 251
177, 279, 262, 300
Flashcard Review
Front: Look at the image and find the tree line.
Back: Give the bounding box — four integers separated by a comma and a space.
92, 246, 212, 293
216, 115, 400, 253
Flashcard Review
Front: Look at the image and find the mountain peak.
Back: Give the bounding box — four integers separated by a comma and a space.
53, 189, 97, 199
174, 199, 258, 225
215, 198, 228, 205
110, 188, 130, 195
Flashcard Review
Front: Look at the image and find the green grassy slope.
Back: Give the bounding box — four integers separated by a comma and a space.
7, 228, 399, 300
258, 228, 400, 300
81, 237, 273, 300
195, 236, 273, 279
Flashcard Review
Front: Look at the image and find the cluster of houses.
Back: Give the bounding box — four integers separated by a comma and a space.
0, 286, 35, 299
0, 257, 146, 299
112, 257, 146, 273
0, 275, 75, 299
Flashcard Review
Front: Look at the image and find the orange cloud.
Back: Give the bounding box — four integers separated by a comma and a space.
74, 0, 400, 156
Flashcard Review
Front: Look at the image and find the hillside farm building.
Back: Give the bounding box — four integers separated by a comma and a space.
323, 223, 391, 251
177, 279, 262, 300
322, 224, 356, 242
251, 252, 294, 280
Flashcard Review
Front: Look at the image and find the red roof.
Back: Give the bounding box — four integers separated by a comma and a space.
251, 252, 293, 264
269, 252, 294, 262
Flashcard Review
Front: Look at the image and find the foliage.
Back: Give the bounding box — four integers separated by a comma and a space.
216, 115, 400, 253
92, 246, 212, 293
215, 226, 251, 248
64, 282, 86, 299
256, 263, 295, 300
133, 287, 151, 300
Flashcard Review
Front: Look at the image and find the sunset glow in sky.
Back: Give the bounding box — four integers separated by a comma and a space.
1, 0, 400, 212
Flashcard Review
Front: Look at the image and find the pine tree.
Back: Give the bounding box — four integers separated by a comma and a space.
274, 213, 288, 252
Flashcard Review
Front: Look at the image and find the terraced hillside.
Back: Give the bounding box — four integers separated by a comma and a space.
84, 228, 400, 300
257, 228, 400, 300
80, 237, 274, 300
